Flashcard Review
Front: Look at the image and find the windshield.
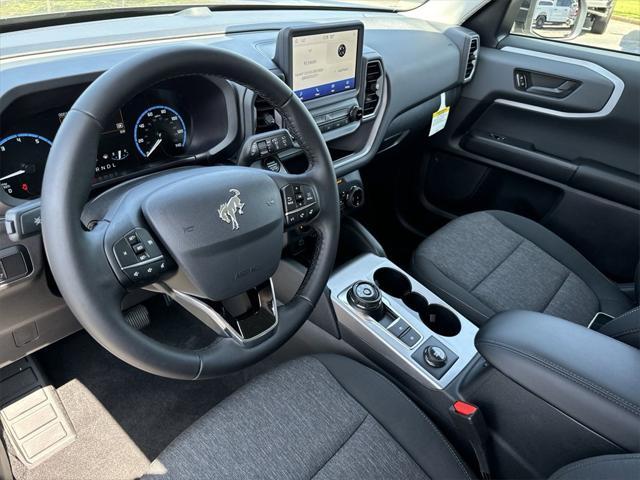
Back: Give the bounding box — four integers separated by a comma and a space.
0, 1, 427, 20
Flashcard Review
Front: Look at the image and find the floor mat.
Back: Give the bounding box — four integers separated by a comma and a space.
8, 331, 274, 480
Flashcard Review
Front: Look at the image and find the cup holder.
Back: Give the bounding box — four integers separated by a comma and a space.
420, 305, 461, 337
403, 292, 429, 312
373, 268, 412, 298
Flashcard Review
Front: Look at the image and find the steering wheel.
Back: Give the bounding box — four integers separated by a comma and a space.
40, 45, 340, 380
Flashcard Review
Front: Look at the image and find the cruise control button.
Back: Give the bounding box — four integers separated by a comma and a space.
132, 243, 146, 254
388, 319, 410, 338
302, 185, 316, 203
134, 229, 162, 257
114, 239, 137, 267
126, 233, 139, 245
137, 253, 150, 262
400, 328, 421, 348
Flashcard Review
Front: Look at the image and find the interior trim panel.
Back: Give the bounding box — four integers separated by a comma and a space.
496, 46, 625, 119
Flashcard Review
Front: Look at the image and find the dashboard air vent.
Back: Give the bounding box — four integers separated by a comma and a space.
363, 60, 382, 117
254, 96, 278, 134
464, 36, 479, 82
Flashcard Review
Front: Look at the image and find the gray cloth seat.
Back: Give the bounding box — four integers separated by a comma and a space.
143, 355, 640, 480
411, 211, 634, 329
143, 354, 473, 480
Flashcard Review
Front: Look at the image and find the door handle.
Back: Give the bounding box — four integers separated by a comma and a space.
527, 81, 578, 97
514, 70, 580, 98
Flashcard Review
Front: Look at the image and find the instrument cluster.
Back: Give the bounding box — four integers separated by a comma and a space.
0, 76, 231, 201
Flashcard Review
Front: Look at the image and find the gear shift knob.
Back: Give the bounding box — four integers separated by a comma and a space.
347, 281, 385, 320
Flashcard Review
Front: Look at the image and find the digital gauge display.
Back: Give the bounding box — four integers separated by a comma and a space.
0, 133, 52, 199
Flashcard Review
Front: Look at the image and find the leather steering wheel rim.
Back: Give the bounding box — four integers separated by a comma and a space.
41, 44, 340, 379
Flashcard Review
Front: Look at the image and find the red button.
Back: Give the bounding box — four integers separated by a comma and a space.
453, 401, 478, 416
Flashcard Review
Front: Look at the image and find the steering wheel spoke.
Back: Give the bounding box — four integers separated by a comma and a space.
153, 279, 279, 348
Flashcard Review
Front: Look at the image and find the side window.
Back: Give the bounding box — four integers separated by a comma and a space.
511, 0, 639, 55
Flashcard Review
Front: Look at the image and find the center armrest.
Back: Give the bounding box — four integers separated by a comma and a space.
475, 311, 640, 452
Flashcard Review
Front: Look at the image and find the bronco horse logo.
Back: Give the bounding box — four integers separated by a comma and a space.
218, 189, 245, 230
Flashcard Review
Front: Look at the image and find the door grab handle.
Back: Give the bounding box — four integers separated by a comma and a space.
527, 81, 577, 97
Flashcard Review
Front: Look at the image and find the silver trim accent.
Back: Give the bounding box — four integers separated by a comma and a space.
333, 78, 388, 171
122, 255, 164, 270
496, 46, 624, 119
285, 201, 317, 216
153, 278, 278, 347
587, 311, 614, 329
328, 254, 478, 390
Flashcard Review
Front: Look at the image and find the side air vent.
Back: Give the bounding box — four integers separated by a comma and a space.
464, 36, 479, 82
363, 60, 383, 117
254, 95, 278, 134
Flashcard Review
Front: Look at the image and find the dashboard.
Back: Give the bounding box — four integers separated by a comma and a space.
0, 7, 478, 369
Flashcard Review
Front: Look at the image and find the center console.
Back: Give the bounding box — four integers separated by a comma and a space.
328, 254, 478, 389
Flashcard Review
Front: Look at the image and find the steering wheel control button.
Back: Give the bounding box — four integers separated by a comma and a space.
411, 337, 459, 380
425, 346, 447, 368
399, 328, 421, 348
347, 281, 385, 320
387, 318, 410, 338
126, 233, 139, 245
112, 228, 170, 286
114, 238, 138, 267
282, 183, 319, 227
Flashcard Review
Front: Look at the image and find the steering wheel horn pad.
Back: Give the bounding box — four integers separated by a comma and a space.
41, 44, 340, 379
141, 168, 284, 300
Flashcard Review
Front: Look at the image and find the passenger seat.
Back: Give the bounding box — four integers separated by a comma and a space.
411, 211, 639, 347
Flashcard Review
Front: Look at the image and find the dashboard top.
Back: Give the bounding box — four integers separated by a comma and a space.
0, 9, 467, 211
0, 8, 447, 60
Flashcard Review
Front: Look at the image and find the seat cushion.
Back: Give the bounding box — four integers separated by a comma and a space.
412, 211, 632, 327
144, 355, 472, 480
549, 454, 640, 480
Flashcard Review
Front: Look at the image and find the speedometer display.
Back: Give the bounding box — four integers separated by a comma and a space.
134, 106, 187, 159
0, 133, 52, 199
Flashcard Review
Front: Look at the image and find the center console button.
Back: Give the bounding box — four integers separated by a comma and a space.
387, 318, 410, 338
400, 328, 421, 348
424, 345, 447, 368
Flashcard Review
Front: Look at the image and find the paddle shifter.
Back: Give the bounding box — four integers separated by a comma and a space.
347, 281, 385, 320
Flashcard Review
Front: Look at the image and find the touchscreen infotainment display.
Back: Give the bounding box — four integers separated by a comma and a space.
291, 29, 359, 101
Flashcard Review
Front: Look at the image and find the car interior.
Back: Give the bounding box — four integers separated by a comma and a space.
0, 0, 639, 479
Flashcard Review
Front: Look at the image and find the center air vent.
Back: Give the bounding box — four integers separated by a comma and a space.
363, 60, 383, 117
254, 96, 278, 134
464, 36, 479, 82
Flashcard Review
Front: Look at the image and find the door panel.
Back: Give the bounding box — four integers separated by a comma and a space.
424, 35, 640, 281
